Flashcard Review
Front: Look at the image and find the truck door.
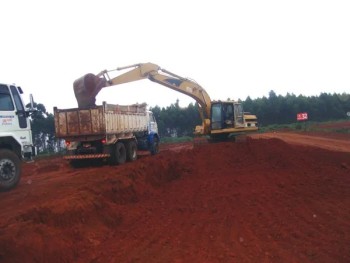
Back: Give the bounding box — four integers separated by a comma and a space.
9, 86, 27, 129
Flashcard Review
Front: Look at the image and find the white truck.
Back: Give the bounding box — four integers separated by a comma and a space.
0, 83, 36, 191
54, 102, 159, 166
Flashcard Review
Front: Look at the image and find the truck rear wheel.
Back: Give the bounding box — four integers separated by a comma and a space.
114, 142, 126, 165
0, 149, 21, 192
126, 141, 137, 162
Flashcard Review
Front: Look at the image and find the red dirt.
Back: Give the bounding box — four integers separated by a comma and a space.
1, 134, 350, 263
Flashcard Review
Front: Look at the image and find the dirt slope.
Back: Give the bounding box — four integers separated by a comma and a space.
0, 135, 350, 263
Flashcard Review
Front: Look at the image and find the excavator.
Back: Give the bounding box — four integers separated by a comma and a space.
73, 63, 258, 140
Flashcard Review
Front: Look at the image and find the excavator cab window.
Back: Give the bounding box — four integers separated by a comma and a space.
223, 104, 234, 127
211, 103, 223, 130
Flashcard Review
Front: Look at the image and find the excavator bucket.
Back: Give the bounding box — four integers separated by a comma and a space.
73, 73, 107, 108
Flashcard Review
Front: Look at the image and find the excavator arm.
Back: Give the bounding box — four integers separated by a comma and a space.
74, 63, 212, 133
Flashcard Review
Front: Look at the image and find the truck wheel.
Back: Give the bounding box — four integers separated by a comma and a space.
115, 142, 126, 165
126, 141, 137, 162
0, 149, 22, 192
150, 137, 159, 155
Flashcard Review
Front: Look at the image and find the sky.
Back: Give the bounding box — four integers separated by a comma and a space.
1, 0, 349, 113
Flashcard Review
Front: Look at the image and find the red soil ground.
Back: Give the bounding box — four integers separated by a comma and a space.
0, 133, 350, 263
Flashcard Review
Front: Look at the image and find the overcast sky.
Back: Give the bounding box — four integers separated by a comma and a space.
1, 0, 349, 113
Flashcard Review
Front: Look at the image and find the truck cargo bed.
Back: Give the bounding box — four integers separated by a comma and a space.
54, 102, 149, 139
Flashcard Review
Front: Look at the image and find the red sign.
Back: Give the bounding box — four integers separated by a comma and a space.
297, 112, 308, 121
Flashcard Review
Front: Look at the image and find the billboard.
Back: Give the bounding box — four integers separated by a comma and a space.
297, 112, 308, 121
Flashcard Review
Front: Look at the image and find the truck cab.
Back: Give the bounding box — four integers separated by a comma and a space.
0, 83, 35, 191
136, 110, 159, 154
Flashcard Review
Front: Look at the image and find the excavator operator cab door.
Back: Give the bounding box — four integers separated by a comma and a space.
233, 103, 245, 128
211, 103, 223, 130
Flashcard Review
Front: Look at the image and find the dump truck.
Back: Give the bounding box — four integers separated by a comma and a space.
73, 63, 258, 141
54, 102, 159, 166
0, 83, 36, 191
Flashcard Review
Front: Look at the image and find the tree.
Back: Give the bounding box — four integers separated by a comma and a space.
26, 102, 56, 153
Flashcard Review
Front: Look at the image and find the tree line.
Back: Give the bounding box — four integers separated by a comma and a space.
243, 91, 350, 126
28, 91, 350, 153
152, 91, 350, 136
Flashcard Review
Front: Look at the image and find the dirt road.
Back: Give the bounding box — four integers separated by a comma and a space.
0, 132, 349, 263
252, 131, 350, 152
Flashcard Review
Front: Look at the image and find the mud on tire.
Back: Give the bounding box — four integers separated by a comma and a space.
126, 141, 137, 162
110, 142, 127, 165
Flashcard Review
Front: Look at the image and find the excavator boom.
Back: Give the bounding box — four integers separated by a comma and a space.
74, 63, 212, 127
74, 64, 157, 108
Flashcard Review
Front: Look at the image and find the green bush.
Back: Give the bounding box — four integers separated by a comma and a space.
160, 136, 193, 144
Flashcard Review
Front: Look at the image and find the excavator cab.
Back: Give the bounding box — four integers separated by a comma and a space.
210, 101, 245, 130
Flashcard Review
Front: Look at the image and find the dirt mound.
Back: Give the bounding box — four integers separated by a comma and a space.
0, 138, 350, 262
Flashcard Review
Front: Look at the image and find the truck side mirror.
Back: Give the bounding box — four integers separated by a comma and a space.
29, 94, 35, 110
26, 94, 37, 117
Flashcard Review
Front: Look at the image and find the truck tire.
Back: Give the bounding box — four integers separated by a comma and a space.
150, 137, 159, 155
115, 142, 126, 165
126, 141, 137, 162
0, 149, 22, 192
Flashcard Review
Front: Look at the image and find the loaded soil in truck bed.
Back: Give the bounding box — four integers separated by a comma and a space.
0, 131, 350, 263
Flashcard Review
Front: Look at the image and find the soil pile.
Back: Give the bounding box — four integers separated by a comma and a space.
0, 138, 349, 263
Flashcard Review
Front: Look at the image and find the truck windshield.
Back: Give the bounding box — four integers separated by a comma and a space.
0, 85, 15, 111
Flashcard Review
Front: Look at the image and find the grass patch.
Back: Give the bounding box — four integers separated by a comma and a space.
160, 136, 193, 144
260, 119, 349, 133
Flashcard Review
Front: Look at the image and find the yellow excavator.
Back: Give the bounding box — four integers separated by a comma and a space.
73, 63, 258, 140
